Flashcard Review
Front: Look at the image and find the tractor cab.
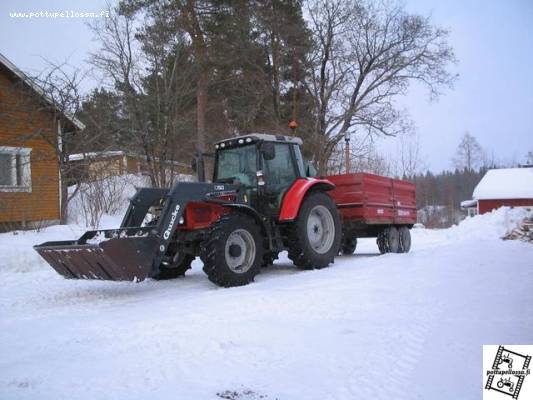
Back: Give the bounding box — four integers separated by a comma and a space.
213, 134, 307, 214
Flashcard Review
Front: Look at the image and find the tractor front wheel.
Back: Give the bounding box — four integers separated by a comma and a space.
201, 213, 263, 287
288, 192, 341, 269
152, 252, 194, 280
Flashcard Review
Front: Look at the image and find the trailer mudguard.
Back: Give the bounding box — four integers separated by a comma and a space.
278, 178, 335, 222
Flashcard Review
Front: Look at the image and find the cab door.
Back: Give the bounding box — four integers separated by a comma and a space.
260, 143, 303, 215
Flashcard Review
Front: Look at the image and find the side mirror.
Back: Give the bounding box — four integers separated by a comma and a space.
261, 142, 276, 161
305, 162, 317, 177
191, 157, 197, 172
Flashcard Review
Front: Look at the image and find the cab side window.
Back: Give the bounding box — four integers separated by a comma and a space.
263, 143, 298, 188
292, 144, 305, 177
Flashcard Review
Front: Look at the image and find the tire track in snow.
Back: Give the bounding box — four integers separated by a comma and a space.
375, 310, 435, 400
347, 251, 447, 400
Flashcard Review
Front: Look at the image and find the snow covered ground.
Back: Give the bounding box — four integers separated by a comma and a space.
1, 208, 532, 400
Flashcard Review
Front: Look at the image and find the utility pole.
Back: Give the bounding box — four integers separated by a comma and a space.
344, 134, 350, 173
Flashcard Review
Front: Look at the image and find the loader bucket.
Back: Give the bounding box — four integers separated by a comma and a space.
34, 229, 159, 282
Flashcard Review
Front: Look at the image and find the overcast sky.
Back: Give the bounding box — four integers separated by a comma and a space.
1, 0, 532, 172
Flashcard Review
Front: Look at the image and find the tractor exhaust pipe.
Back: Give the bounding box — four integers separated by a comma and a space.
192, 150, 215, 182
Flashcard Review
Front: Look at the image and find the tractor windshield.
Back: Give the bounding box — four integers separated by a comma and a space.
215, 145, 257, 187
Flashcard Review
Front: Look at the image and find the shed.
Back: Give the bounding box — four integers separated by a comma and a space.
464, 168, 533, 215
67, 151, 192, 184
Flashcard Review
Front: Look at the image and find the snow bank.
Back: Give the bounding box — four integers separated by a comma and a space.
444, 206, 532, 241
407, 206, 532, 248
0, 225, 85, 274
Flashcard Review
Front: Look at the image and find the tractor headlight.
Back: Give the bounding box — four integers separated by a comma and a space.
238, 139, 244, 144
246, 138, 252, 143
220, 143, 225, 148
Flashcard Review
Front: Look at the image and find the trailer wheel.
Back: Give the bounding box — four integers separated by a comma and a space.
201, 213, 263, 287
399, 226, 411, 253
377, 226, 400, 254
152, 252, 194, 280
288, 192, 341, 269
341, 237, 357, 255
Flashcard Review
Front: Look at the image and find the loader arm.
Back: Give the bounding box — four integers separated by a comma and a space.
34, 182, 241, 282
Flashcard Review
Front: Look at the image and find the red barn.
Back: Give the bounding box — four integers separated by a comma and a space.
468, 167, 533, 214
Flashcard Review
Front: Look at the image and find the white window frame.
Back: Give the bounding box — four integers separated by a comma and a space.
0, 146, 32, 192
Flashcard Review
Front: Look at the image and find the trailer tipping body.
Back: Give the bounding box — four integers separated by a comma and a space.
327, 172, 416, 226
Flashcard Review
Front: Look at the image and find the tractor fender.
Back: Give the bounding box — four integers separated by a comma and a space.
279, 178, 335, 222
223, 203, 271, 242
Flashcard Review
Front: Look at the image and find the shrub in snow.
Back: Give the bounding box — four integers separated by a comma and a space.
68, 173, 194, 228
68, 174, 151, 228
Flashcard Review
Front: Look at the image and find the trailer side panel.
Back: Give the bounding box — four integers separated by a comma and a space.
327, 173, 416, 226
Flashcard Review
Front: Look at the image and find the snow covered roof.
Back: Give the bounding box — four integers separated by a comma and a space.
68, 150, 189, 167
460, 199, 477, 208
473, 168, 533, 200
68, 151, 126, 161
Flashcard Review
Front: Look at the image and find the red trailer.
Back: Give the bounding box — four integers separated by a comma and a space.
327, 172, 416, 255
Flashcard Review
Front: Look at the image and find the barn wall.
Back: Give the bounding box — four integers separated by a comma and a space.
0, 67, 60, 226
478, 199, 533, 214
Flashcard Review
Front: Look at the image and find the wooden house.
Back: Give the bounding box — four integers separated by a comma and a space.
0, 53, 84, 230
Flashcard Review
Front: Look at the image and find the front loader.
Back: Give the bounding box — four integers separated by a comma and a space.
35, 134, 342, 287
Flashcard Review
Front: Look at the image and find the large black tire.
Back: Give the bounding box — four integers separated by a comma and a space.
399, 226, 411, 253
152, 252, 194, 280
341, 236, 357, 255
377, 226, 400, 254
200, 213, 263, 287
287, 192, 341, 269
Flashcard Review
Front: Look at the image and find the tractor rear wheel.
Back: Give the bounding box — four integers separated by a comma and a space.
341, 236, 357, 255
399, 226, 411, 253
152, 252, 194, 280
288, 192, 341, 269
201, 213, 263, 287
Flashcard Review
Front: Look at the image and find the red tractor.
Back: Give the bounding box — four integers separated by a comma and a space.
35, 134, 415, 287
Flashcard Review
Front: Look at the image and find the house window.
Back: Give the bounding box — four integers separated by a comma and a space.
0, 146, 32, 192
